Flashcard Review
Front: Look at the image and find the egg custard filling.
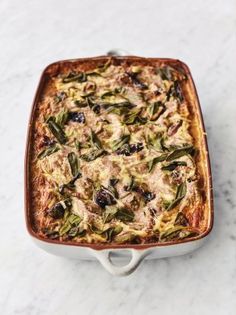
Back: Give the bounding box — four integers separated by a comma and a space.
30, 57, 209, 244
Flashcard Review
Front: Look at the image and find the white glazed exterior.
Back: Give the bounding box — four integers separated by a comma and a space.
31, 235, 209, 276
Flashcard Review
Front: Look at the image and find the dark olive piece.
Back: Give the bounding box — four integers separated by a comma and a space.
47, 203, 65, 219
68, 112, 86, 123
132, 185, 155, 203
42, 135, 56, 147
95, 187, 117, 209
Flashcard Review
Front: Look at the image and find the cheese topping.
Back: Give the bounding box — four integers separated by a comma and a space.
31, 58, 208, 244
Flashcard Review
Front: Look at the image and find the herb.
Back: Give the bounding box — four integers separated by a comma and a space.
85, 97, 101, 114
68, 152, 80, 177
86, 70, 103, 77
101, 91, 115, 99
97, 58, 111, 72
69, 172, 82, 186
115, 232, 140, 244
174, 212, 189, 226
148, 145, 194, 172
101, 87, 123, 99
90, 224, 104, 235
75, 96, 101, 114
81, 130, 106, 162
111, 135, 130, 152
176, 182, 187, 198
126, 72, 147, 90
166, 145, 195, 161
174, 81, 183, 102
107, 101, 134, 109
105, 226, 123, 242
157, 66, 173, 81
146, 132, 163, 152
148, 102, 159, 117
90, 223, 123, 242
148, 153, 168, 172
55, 109, 68, 127
47, 117, 67, 144
108, 178, 119, 198
68, 226, 86, 238
148, 102, 166, 121
67, 213, 82, 225
166, 182, 187, 211
59, 172, 82, 195
109, 178, 119, 186
59, 213, 82, 236
107, 185, 118, 199
160, 137, 169, 151
107, 107, 128, 115
54, 91, 67, 104
74, 100, 87, 107
74, 139, 81, 150
90, 130, 102, 149
103, 101, 134, 115
37, 144, 60, 159
80, 149, 106, 162
103, 206, 119, 223
123, 108, 145, 125
116, 208, 134, 222
174, 66, 188, 80
161, 161, 187, 171
62, 72, 87, 83
102, 206, 134, 223
160, 226, 198, 241
160, 226, 184, 241
167, 81, 183, 102
123, 109, 140, 124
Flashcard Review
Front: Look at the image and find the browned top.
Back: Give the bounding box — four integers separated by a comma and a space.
25, 56, 213, 248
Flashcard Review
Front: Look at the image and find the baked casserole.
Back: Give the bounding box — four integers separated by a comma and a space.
27, 56, 211, 246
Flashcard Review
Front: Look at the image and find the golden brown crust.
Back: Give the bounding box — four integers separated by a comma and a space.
26, 56, 212, 246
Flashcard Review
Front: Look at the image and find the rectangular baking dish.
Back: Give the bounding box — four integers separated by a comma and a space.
25, 55, 213, 276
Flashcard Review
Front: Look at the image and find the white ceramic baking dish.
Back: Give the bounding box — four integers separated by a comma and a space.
30, 234, 211, 276
25, 53, 213, 276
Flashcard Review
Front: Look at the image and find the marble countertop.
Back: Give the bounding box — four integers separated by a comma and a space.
1, 0, 236, 314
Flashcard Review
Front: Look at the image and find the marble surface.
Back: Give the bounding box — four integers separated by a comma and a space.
0, 0, 236, 314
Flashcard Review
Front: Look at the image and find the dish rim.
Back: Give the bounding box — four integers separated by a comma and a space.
24, 55, 214, 251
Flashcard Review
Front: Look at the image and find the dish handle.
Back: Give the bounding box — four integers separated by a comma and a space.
106, 49, 130, 56
93, 249, 149, 276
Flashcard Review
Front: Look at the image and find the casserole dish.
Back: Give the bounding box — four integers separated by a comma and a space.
25, 55, 213, 276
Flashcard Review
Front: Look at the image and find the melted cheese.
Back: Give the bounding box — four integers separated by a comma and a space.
31, 58, 206, 244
